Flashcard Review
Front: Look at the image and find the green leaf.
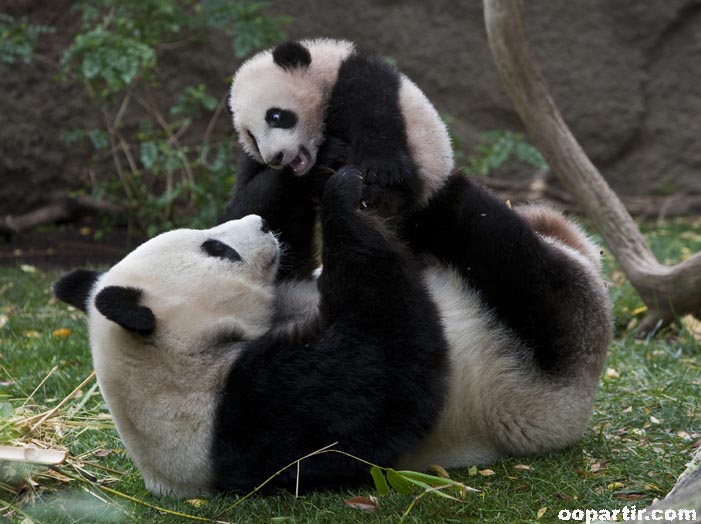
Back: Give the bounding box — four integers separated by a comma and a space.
386, 468, 414, 495
370, 466, 389, 497
396, 470, 475, 493
87, 129, 109, 151
0, 400, 13, 419
140, 141, 158, 169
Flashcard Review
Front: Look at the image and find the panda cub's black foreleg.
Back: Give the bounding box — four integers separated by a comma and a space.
325, 52, 422, 215
222, 154, 322, 280
403, 173, 585, 373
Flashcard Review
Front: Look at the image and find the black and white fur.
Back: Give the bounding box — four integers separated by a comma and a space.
228, 38, 454, 214
225, 164, 612, 476
54, 170, 611, 497
54, 169, 450, 497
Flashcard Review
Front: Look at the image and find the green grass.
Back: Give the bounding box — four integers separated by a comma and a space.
1, 218, 701, 524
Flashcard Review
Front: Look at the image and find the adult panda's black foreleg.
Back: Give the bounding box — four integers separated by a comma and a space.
213, 166, 448, 493
403, 173, 589, 374
222, 154, 322, 280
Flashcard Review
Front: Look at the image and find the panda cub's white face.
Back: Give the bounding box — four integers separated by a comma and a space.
229, 56, 326, 176
229, 39, 355, 176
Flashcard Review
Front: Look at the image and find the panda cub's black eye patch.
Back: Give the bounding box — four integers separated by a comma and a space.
201, 239, 242, 262
265, 108, 297, 129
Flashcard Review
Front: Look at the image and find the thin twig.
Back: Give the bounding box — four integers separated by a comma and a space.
112, 91, 132, 130
96, 98, 135, 201
136, 88, 196, 187
28, 371, 96, 434
202, 95, 228, 148
217, 442, 340, 517
56, 468, 234, 524
21, 366, 58, 408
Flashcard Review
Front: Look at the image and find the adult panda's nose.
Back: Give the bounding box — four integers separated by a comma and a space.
268, 152, 284, 168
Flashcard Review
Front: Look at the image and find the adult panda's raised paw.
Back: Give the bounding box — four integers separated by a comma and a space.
323, 166, 365, 209
359, 153, 411, 188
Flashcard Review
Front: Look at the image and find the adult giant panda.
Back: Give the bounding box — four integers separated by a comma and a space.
54, 166, 612, 497
54, 168, 450, 497
227, 38, 454, 218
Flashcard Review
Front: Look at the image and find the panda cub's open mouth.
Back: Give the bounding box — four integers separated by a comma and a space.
288, 147, 312, 175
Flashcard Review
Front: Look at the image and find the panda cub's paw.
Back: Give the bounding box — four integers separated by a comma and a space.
360, 152, 412, 188
323, 166, 364, 209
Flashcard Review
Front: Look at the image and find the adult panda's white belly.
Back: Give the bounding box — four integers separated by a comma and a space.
398, 265, 599, 470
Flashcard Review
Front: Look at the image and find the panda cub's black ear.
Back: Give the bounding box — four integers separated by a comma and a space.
95, 286, 156, 336
53, 269, 100, 313
272, 41, 312, 70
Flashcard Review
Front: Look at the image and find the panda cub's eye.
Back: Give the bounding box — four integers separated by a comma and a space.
265, 108, 297, 129
201, 239, 242, 262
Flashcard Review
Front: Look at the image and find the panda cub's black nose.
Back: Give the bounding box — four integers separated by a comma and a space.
260, 218, 270, 233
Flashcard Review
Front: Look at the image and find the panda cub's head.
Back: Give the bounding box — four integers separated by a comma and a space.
229, 39, 355, 175
53, 215, 278, 497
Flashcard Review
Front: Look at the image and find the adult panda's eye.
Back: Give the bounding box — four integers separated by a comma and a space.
201, 239, 242, 262
265, 108, 297, 129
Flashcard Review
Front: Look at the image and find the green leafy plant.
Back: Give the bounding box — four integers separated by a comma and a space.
466, 130, 547, 176
0, 13, 54, 65
3, 1, 288, 235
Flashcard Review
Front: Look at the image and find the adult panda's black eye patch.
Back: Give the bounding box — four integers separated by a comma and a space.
201, 239, 242, 262
265, 108, 297, 129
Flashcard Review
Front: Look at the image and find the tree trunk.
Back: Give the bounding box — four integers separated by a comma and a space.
483, 0, 701, 333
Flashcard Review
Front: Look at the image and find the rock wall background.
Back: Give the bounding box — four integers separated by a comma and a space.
2, 0, 700, 214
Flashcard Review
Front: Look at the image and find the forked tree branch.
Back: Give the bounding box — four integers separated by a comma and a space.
483, 0, 701, 332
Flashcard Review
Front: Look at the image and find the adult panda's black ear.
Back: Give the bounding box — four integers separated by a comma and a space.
53, 269, 100, 313
272, 41, 312, 70
94, 286, 156, 336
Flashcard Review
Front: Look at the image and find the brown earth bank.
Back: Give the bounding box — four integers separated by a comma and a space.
1, 0, 700, 217
0, 221, 145, 270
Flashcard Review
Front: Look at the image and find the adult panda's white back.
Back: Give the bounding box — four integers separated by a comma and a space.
397, 182, 612, 471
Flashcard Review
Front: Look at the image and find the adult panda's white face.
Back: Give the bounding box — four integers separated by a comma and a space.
93, 214, 280, 351
53, 215, 279, 497
229, 39, 354, 176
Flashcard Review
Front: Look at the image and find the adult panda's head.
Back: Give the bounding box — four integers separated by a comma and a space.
52, 215, 279, 497
229, 39, 355, 176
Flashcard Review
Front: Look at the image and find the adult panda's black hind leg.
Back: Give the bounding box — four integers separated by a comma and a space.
221, 154, 323, 280
402, 173, 597, 374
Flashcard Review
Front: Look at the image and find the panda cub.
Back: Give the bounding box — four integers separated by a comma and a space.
54, 169, 450, 497
228, 38, 454, 215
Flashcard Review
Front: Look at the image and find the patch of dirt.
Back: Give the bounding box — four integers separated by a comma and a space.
0, 222, 144, 270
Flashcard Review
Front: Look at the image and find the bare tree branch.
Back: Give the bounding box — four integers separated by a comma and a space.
483, 0, 701, 332
2, 195, 122, 234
